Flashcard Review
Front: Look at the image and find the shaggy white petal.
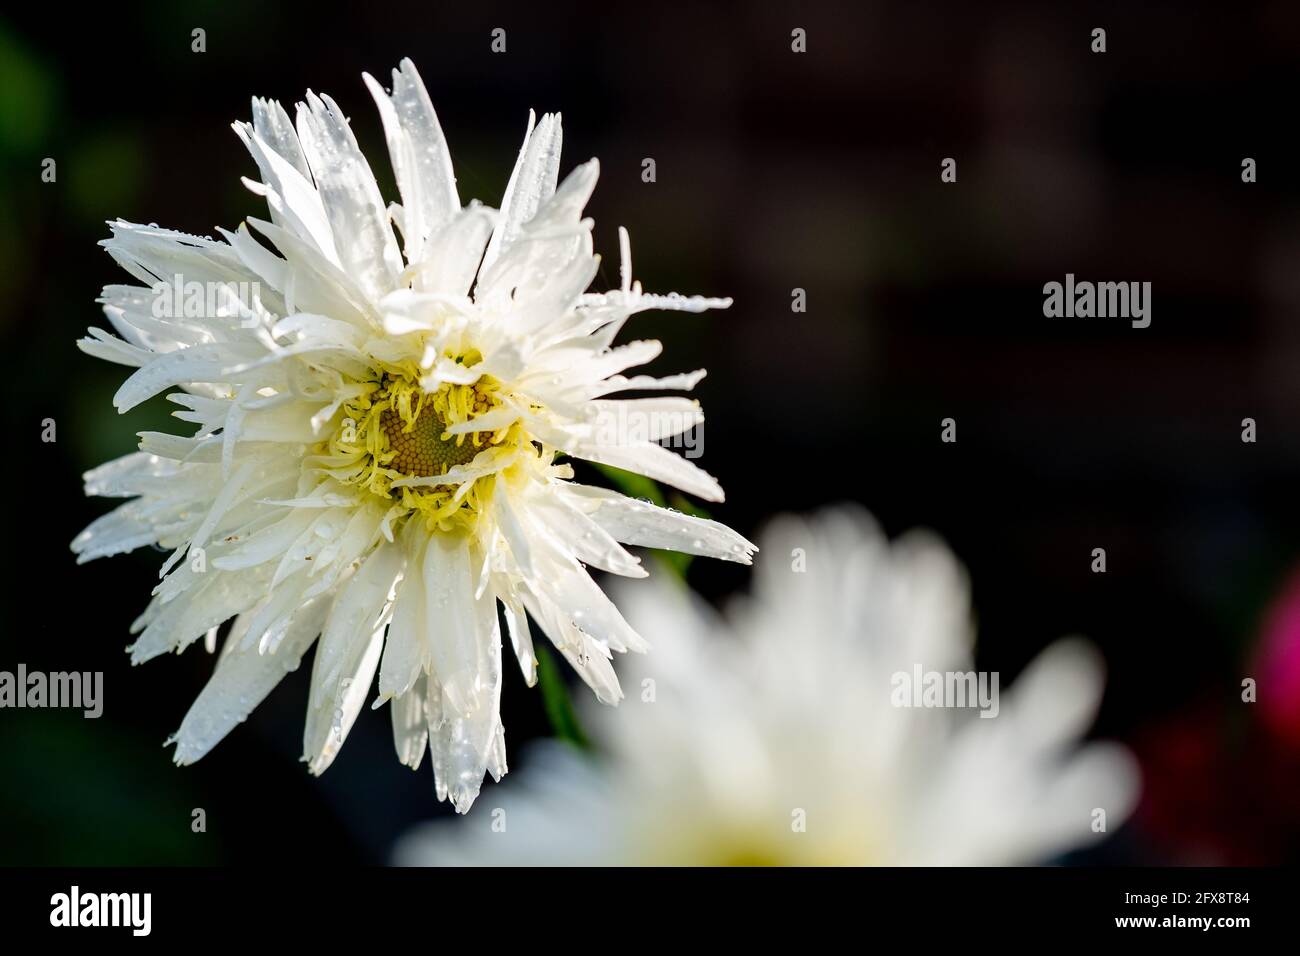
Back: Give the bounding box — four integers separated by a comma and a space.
295, 91, 403, 299
363, 58, 459, 264
314, 542, 401, 687
420, 535, 482, 714
304, 624, 384, 775
426, 594, 504, 812
563, 484, 756, 564
170, 596, 331, 764
478, 110, 562, 277
391, 674, 430, 770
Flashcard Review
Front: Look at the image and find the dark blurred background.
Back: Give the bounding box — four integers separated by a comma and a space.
3, 1, 1300, 865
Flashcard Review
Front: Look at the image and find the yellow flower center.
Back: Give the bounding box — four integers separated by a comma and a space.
380, 390, 492, 478
311, 363, 528, 532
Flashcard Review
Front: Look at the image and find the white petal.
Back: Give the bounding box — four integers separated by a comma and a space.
170, 596, 329, 764
417, 205, 494, 297
421, 534, 482, 714
303, 624, 383, 775
564, 484, 755, 563
363, 59, 459, 263
313, 543, 403, 692
501, 593, 537, 687
129, 565, 275, 663
553, 433, 725, 502
378, 546, 427, 700
234, 123, 341, 268
426, 603, 505, 813
526, 493, 646, 579
478, 111, 562, 277
391, 674, 429, 770
294, 91, 402, 300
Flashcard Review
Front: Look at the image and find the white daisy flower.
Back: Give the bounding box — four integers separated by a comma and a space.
71, 59, 754, 813
394, 507, 1139, 862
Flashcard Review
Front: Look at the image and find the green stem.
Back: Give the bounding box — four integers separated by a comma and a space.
534, 643, 590, 748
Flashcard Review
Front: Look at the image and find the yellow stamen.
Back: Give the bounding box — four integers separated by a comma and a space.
310, 361, 527, 533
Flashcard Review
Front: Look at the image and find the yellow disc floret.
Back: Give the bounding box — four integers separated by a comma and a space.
381, 386, 493, 478
310, 359, 528, 533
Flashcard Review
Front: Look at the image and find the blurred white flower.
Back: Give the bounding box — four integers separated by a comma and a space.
395, 507, 1139, 863
71, 59, 751, 812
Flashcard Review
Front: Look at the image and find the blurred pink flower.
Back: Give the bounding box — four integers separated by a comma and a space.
1253, 567, 1300, 749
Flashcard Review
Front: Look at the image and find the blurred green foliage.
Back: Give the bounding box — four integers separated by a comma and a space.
0, 23, 56, 155
533, 645, 590, 749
